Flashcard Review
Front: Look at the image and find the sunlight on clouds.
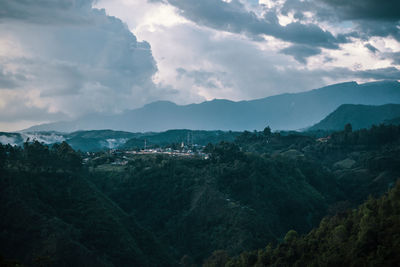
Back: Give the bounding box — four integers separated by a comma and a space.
259, 0, 284, 9
255, 35, 289, 52
277, 12, 295, 26
0, 38, 25, 58
133, 3, 188, 34
301, 38, 400, 87
96, 0, 400, 104
25, 89, 48, 110
321, 40, 393, 71
1, 0, 399, 131
95, 0, 187, 36
377, 37, 400, 52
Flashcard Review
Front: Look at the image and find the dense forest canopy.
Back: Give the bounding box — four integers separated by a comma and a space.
1, 123, 400, 266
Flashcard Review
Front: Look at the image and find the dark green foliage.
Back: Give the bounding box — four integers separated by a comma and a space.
263, 127, 271, 136
88, 143, 341, 263
0, 142, 174, 267
6, 141, 83, 172
51, 142, 82, 170
1, 123, 400, 266
23, 140, 51, 168
0, 144, 6, 170
329, 123, 400, 147
0, 254, 23, 267
203, 251, 230, 267
234, 130, 314, 154
205, 181, 400, 266
87, 124, 400, 264
344, 123, 352, 133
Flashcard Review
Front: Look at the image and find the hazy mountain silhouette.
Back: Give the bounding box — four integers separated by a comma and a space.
309, 104, 400, 131
26, 80, 400, 132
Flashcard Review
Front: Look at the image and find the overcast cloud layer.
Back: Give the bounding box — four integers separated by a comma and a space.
0, 0, 399, 131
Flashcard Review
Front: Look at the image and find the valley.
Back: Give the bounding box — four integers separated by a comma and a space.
1, 123, 400, 266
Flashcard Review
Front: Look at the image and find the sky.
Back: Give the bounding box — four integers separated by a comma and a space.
0, 0, 399, 131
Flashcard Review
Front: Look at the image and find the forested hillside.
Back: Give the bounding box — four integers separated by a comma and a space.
1, 124, 400, 266
309, 104, 400, 131
0, 142, 173, 267
204, 180, 400, 267
89, 145, 338, 263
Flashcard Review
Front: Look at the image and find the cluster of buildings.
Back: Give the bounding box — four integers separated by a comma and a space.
102, 143, 209, 166
124, 146, 209, 159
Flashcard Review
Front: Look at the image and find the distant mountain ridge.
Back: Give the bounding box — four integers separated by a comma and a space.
309, 104, 400, 131
25, 80, 400, 132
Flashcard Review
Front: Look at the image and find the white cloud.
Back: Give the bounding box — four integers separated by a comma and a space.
95, 0, 400, 103
1, 0, 399, 131
0, 0, 178, 131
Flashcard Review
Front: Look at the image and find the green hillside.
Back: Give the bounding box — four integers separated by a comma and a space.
309, 104, 400, 131
0, 142, 174, 267
1, 124, 400, 265
204, 180, 400, 266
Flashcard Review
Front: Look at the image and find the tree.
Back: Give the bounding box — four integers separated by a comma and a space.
52, 142, 82, 170
203, 250, 229, 267
344, 123, 352, 133
0, 144, 5, 170
263, 126, 272, 136
23, 140, 50, 168
284, 229, 298, 243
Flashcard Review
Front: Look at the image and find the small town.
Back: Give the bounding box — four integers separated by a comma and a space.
83, 141, 210, 167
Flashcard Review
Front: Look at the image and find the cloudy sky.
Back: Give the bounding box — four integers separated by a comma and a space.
0, 0, 399, 131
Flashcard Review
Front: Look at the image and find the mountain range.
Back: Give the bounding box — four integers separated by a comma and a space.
25, 80, 400, 132
309, 103, 400, 131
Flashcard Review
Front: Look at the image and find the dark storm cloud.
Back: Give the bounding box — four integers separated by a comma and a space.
283, 0, 400, 41
283, 0, 400, 22
364, 43, 379, 54
356, 20, 400, 41
322, 67, 400, 81
166, 0, 346, 49
0, 0, 94, 24
353, 67, 400, 80
320, 0, 400, 21
280, 45, 321, 63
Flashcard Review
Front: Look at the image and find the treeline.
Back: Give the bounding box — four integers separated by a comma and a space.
329, 123, 400, 147
203, 180, 400, 267
0, 140, 82, 171
234, 124, 400, 154
234, 127, 314, 154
